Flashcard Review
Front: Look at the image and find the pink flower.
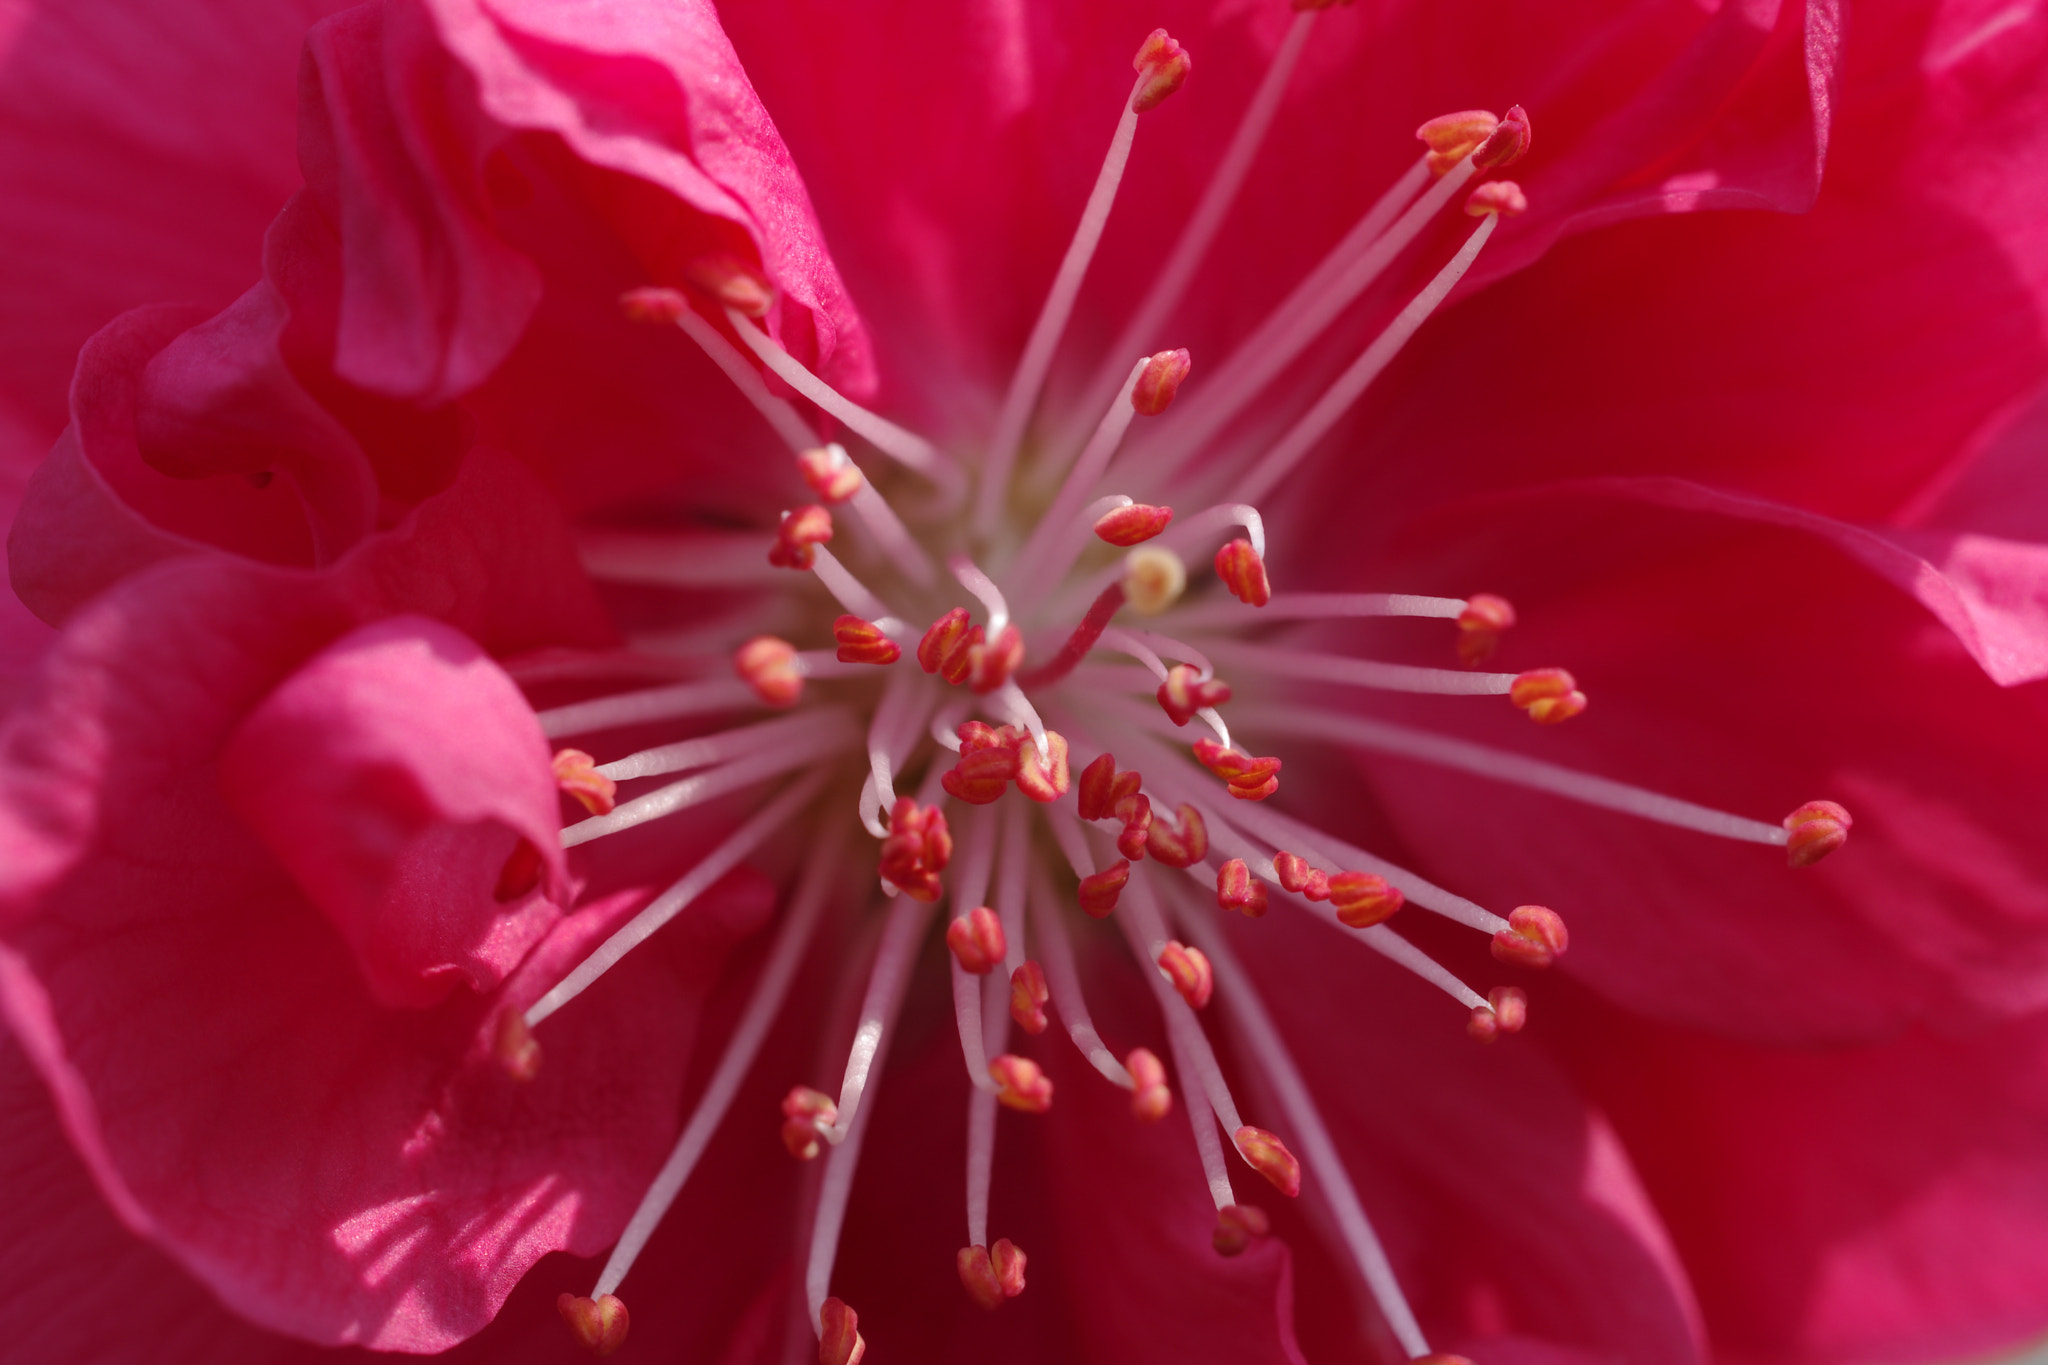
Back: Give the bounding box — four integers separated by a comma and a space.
3, 2, 2048, 1364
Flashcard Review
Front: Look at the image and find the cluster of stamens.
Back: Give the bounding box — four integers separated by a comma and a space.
529, 15, 1852, 1363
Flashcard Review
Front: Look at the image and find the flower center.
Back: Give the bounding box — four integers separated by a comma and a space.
534, 19, 1847, 1364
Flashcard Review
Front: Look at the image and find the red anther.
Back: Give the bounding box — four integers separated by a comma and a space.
1211, 1203, 1272, 1256
1302, 869, 1330, 901
832, 614, 901, 666
1468, 984, 1530, 1042
552, 748, 617, 816
957, 1244, 1004, 1310
780, 1085, 839, 1160
768, 504, 834, 570
495, 839, 544, 901
494, 1006, 542, 1082
557, 1293, 630, 1357
797, 446, 863, 504
1095, 502, 1175, 546
1126, 1046, 1172, 1122
965, 624, 1025, 695
1131, 347, 1193, 416
1077, 752, 1120, 821
1455, 592, 1516, 665
819, 1297, 865, 1365
879, 798, 952, 903
1193, 737, 1284, 801
989, 1054, 1054, 1113
1214, 537, 1271, 607
1417, 108, 1499, 175
618, 285, 690, 325
1784, 799, 1853, 868
1010, 960, 1050, 1034
1216, 859, 1270, 919
684, 252, 774, 318
947, 905, 1008, 975
1015, 730, 1071, 803
1510, 667, 1588, 724
1475, 103, 1532, 170
941, 743, 1019, 806
1156, 663, 1233, 726
1491, 904, 1569, 969
992, 1237, 1026, 1298
1147, 804, 1209, 868
734, 635, 804, 708
1233, 1126, 1302, 1198
1077, 859, 1132, 917
1327, 870, 1404, 929
1158, 940, 1214, 1009
1465, 179, 1529, 217
917, 607, 980, 684
1272, 851, 1311, 894
1114, 794, 1153, 861
1131, 29, 1192, 114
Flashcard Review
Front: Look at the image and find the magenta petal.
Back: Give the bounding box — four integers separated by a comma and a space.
220, 615, 566, 1009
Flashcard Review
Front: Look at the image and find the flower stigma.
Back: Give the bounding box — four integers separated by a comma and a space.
528, 17, 1851, 1362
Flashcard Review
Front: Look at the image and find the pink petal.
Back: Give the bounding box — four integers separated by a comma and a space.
220, 616, 567, 1010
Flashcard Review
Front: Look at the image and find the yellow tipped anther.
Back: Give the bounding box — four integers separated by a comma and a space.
1784, 799, 1852, 867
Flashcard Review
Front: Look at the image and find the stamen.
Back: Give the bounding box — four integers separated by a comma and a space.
527, 770, 828, 1026
1010, 960, 1050, 1034
818, 1298, 864, 1365
723, 305, 959, 486
1077, 861, 1132, 917
1491, 904, 1569, 969
947, 805, 1002, 1088
735, 637, 804, 708
591, 832, 842, 1296
1327, 870, 1404, 928
1465, 179, 1529, 217
655, 300, 819, 453
553, 749, 617, 815
832, 615, 902, 666
877, 796, 952, 903
1216, 859, 1270, 918
809, 544, 904, 634
1163, 591, 1468, 631
1509, 666, 1589, 723
1157, 939, 1215, 1009
1029, 875, 1138, 1088
1784, 799, 1853, 867
823, 893, 938, 1144
578, 526, 793, 589
918, 608, 981, 685
989, 1054, 1054, 1112
1211, 1203, 1271, 1258
494, 1006, 542, 1081
537, 678, 750, 739
1467, 985, 1529, 1042
1203, 642, 1520, 696
595, 710, 854, 782
974, 31, 1185, 530
769, 505, 834, 571
947, 905, 1008, 974
1126, 1045, 1172, 1122
1014, 584, 1126, 689
949, 553, 1012, 638
557, 1293, 630, 1357
684, 253, 775, 317
1174, 501, 1267, 560
1130, 347, 1193, 415
1238, 705, 1796, 848
562, 722, 855, 848
1231, 199, 1507, 506
1003, 363, 1149, 596
1177, 911, 1434, 1357
1095, 502, 1175, 546
798, 444, 864, 503
1123, 546, 1187, 615
957, 1240, 1027, 1309
1457, 592, 1517, 665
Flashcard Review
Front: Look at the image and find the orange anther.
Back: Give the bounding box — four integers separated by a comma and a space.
1417, 108, 1499, 176
992, 1237, 1026, 1298
1784, 799, 1852, 868
947, 905, 1008, 974
1147, 804, 1209, 868
1327, 870, 1404, 928
1468, 984, 1530, 1042
1214, 537, 1271, 607
1216, 859, 1270, 918
1455, 592, 1516, 665
557, 1293, 630, 1356
1131, 347, 1193, 415
1510, 667, 1587, 724
1077, 860, 1131, 918
797, 445, 864, 503
1491, 904, 1569, 969
1233, 1126, 1302, 1198
494, 1006, 542, 1082
832, 614, 901, 666
735, 635, 804, 708
879, 798, 951, 903
1474, 103, 1532, 170
1466, 179, 1529, 217
941, 743, 1019, 805
552, 748, 617, 816
1010, 960, 1049, 1034
618, 285, 690, 324
780, 1085, 838, 1160
990, 1054, 1054, 1113
1132, 29, 1192, 113
1193, 738, 1283, 801
917, 607, 980, 684
1127, 1046, 1172, 1122
1158, 940, 1214, 1009
1095, 502, 1175, 546
684, 252, 774, 318
819, 1297, 865, 1365
1212, 1203, 1272, 1256
957, 1244, 1004, 1310
966, 624, 1025, 695
1157, 663, 1232, 726
769, 504, 834, 570
1015, 730, 1071, 803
